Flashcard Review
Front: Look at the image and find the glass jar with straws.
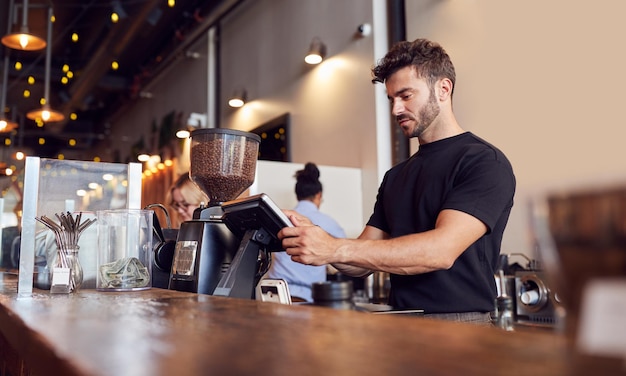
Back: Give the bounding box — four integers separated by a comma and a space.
36, 212, 96, 293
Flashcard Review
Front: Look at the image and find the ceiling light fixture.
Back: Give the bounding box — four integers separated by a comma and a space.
0, 0, 19, 132
133, 137, 151, 162
26, 7, 64, 123
304, 37, 327, 65
0, 118, 18, 133
0, 98, 18, 131
177, 112, 207, 138
175, 128, 190, 139
1, 0, 46, 51
137, 151, 150, 162
228, 89, 247, 108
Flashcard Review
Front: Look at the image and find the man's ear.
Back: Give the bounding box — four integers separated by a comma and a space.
437, 78, 453, 102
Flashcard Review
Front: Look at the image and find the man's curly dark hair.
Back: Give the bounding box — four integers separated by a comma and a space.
371, 38, 456, 96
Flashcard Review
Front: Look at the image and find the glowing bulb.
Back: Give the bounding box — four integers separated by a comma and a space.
228, 98, 244, 108
19, 34, 29, 49
71, 33, 78, 42
176, 129, 190, 138
42, 110, 50, 121
15, 152, 25, 160
111, 12, 119, 23
0, 120, 6, 130
305, 53, 323, 65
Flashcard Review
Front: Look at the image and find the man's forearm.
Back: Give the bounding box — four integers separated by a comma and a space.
330, 262, 373, 278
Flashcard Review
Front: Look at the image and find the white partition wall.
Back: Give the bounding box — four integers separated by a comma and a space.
250, 161, 364, 239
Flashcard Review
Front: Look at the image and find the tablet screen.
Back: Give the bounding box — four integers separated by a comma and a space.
221, 193, 292, 251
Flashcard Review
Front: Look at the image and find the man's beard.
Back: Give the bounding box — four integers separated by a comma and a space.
403, 91, 440, 138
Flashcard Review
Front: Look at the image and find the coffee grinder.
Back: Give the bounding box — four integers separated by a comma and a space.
168, 128, 262, 297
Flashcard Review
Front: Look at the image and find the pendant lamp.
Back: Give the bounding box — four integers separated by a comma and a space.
0, 56, 19, 132
0, 0, 19, 132
1, 0, 46, 51
26, 6, 64, 123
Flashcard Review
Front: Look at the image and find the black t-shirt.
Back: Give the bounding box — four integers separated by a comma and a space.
367, 132, 516, 313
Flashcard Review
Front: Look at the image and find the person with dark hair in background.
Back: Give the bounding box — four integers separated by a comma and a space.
167, 173, 208, 227
266, 162, 346, 302
278, 38, 516, 324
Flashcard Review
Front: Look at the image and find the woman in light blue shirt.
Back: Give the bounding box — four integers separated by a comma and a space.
267, 163, 346, 302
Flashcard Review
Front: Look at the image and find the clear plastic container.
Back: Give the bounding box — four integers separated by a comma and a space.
189, 128, 261, 205
96, 209, 153, 291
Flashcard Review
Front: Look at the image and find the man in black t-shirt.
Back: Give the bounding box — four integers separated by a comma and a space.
278, 38, 516, 324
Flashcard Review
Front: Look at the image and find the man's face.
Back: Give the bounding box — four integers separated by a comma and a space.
385, 66, 440, 139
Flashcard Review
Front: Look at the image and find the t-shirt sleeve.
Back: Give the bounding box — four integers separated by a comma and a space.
442, 150, 516, 232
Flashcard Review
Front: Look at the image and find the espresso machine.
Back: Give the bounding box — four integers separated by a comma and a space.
168, 128, 264, 298
495, 253, 562, 328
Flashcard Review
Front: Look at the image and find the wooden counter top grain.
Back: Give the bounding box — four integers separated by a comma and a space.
0, 273, 572, 376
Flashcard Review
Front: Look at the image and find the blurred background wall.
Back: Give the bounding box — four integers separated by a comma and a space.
102, 0, 626, 258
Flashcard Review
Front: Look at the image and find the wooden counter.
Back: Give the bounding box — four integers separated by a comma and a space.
0, 272, 616, 376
